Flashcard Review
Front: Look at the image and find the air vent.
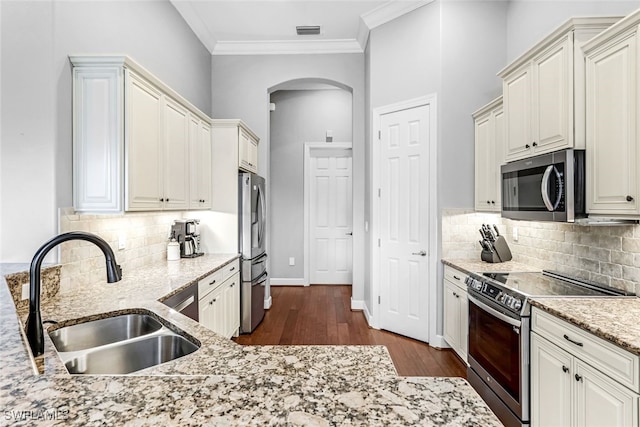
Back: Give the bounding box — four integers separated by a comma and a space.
296, 26, 321, 35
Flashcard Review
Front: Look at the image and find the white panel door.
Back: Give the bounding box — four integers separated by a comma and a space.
379, 105, 429, 342
163, 97, 189, 210
309, 148, 353, 284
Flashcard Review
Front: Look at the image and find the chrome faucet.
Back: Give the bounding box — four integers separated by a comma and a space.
25, 231, 122, 357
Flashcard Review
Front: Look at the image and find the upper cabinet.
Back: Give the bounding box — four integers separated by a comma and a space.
71, 55, 212, 212
583, 11, 640, 217
498, 17, 621, 163
473, 96, 503, 212
238, 125, 259, 174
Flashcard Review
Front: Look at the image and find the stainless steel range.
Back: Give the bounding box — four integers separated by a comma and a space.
464, 270, 632, 427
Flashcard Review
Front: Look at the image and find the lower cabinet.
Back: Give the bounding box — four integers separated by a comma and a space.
443, 265, 468, 363
198, 271, 240, 339
531, 308, 639, 427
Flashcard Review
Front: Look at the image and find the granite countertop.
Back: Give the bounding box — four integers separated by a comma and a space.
530, 297, 640, 357
442, 258, 540, 275
0, 257, 502, 426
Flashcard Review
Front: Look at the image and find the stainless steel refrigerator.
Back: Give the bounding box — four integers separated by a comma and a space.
238, 172, 267, 333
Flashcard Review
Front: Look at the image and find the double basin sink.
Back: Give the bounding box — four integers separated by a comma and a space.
49, 311, 199, 375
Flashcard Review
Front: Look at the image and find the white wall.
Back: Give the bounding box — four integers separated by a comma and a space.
269, 89, 352, 279
506, 0, 640, 62
0, 0, 211, 262
210, 53, 366, 301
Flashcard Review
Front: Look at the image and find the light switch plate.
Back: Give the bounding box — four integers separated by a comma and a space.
289, 257, 295, 266
21, 283, 29, 300
118, 234, 126, 250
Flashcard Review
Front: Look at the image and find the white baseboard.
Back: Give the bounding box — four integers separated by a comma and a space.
429, 334, 449, 349
264, 296, 272, 309
269, 278, 305, 286
350, 298, 365, 310
363, 304, 375, 328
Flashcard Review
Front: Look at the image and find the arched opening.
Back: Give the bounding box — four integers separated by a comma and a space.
267, 78, 354, 288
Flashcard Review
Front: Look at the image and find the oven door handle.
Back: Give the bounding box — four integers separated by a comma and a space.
469, 294, 521, 328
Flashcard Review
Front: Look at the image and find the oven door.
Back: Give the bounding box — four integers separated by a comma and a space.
468, 294, 527, 421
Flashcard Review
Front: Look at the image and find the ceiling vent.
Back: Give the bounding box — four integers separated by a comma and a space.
296, 26, 321, 35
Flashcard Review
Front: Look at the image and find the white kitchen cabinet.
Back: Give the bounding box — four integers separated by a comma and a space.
531, 308, 639, 427
198, 260, 240, 339
498, 17, 620, 163
71, 55, 213, 212
583, 11, 640, 217
238, 125, 259, 173
189, 117, 212, 209
443, 265, 468, 363
473, 97, 503, 212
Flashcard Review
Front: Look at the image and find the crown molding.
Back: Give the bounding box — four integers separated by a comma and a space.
170, 0, 218, 54
361, 0, 432, 31
212, 39, 364, 56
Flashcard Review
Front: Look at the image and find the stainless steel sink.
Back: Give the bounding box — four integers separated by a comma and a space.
63, 334, 199, 375
48, 311, 200, 375
49, 314, 163, 352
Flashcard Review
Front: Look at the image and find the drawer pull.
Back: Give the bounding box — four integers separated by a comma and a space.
453, 275, 461, 281
230, 282, 235, 287
564, 334, 584, 347
575, 373, 583, 382
209, 280, 216, 286
230, 266, 236, 271
562, 365, 569, 373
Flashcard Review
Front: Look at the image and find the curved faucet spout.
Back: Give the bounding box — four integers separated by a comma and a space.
26, 231, 122, 357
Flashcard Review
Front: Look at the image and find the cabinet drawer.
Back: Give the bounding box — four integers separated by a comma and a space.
444, 265, 467, 290
198, 269, 224, 298
532, 307, 640, 393
221, 260, 239, 282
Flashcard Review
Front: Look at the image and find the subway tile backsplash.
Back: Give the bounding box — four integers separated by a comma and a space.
442, 208, 640, 295
58, 208, 178, 291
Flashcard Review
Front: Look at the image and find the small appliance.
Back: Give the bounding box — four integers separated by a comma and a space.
501, 149, 585, 222
171, 219, 203, 258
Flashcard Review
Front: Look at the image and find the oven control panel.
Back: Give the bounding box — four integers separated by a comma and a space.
465, 276, 524, 313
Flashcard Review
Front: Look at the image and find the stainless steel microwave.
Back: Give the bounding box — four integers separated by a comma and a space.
501, 149, 585, 222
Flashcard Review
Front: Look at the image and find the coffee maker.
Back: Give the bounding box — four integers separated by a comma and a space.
170, 219, 203, 258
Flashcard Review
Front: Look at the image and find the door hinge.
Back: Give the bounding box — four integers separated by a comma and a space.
378, 188, 381, 198
378, 238, 381, 247
378, 130, 381, 140
378, 296, 381, 304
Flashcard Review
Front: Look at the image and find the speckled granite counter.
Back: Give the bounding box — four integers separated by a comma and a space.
0, 258, 502, 426
530, 297, 640, 356
442, 258, 540, 275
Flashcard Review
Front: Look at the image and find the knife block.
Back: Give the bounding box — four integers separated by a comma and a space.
493, 236, 513, 262
481, 249, 502, 263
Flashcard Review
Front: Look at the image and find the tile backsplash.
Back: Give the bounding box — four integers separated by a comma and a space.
442, 208, 640, 294
58, 208, 179, 291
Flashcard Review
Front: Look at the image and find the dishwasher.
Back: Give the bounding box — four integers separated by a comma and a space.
161, 283, 198, 321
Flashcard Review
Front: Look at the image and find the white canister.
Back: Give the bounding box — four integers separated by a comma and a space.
167, 238, 180, 261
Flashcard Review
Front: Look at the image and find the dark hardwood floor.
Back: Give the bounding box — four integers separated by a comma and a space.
233, 285, 467, 378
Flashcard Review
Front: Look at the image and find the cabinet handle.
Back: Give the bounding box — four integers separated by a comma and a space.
453, 275, 461, 281
166, 198, 170, 202
209, 280, 216, 286
486, 200, 491, 204
562, 365, 569, 373
627, 195, 634, 202
160, 198, 165, 202
491, 201, 495, 204
230, 267, 235, 271
230, 282, 235, 287
563, 334, 584, 347
575, 373, 583, 382
525, 144, 530, 149
532, 142, 538, 147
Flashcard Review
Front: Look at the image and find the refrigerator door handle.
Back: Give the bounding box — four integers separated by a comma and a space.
252, 271, 268, 285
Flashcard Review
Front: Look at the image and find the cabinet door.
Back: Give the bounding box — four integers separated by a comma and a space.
189, 118, 212, 209
239, 127, 258, 173
504, 65, 533, 161
474, 111, 495, 211
575, 360, 639, 427
227, 274, 240, 338
586, 32, 639, 215
531, 333, 572, 427
126, 72, 163, 211
248, 137, 258, 173
163, 97, 189, 210
443, 280, 461, 355
532, 34, 573, 154
199, 284, 225, 335
458, 288, 468, 362
492, 106, 504, 209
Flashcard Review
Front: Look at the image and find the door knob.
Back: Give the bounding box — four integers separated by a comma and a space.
346, 232, 353, 236
412, 250, 427, 256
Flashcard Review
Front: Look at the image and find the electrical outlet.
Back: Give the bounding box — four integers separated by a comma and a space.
512, 227, 518, 242
289, 257, 295, 266
21, 283, 29, 300
118, 234, 126, 250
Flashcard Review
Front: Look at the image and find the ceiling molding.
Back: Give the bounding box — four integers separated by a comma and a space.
212, 39, 364, 56
361, 0, 432, 30
170, 0, 218, 54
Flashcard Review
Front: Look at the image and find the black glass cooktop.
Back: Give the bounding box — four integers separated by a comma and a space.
481, 270, 632, 298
